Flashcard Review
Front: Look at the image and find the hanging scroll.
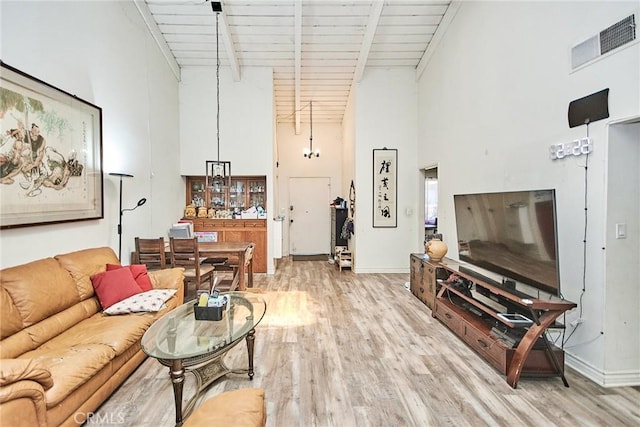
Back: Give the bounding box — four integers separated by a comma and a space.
373, 148, 397, 228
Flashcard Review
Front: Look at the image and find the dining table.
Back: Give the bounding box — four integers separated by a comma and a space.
132, 240, 254, 291
197, 241, 254, 291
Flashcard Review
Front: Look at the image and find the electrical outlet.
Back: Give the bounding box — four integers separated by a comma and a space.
570, 318, 584, 327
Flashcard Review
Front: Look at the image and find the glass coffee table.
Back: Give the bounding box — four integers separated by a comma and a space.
141, 291, 267, 426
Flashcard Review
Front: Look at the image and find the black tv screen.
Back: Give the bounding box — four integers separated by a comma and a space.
453, 189, 561, 296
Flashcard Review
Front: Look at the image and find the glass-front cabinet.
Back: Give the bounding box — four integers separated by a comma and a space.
229, 179, 246, 211
208, 179, 227, 209
188, 179, 207, 209
248, 179, 266, 209
186, 175, 266, 213
183, 175, 268, 273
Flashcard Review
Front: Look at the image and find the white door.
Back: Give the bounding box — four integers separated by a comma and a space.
289, 177, 331, 255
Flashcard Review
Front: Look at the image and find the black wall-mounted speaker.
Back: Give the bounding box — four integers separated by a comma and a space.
568, 88, 609, 128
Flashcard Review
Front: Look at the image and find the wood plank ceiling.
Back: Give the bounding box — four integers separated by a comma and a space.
142, 0, 454, 126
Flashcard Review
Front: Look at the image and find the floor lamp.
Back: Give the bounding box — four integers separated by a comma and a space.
109, 173, 146, 260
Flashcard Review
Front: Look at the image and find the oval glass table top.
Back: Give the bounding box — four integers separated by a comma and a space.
142, 291, 267, 362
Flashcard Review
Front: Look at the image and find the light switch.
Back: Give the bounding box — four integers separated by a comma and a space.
615, 223, 627, 239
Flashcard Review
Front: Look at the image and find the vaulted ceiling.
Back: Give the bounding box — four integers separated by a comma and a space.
139, 0, 457, 127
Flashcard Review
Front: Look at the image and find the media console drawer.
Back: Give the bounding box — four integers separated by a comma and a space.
463, 322, 508, 374
434, 301, 462, 335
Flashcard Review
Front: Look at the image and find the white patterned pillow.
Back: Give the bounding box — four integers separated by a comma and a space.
104, 289, 177, 315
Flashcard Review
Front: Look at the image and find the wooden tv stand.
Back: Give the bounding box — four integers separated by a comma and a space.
431, 257, 576, 388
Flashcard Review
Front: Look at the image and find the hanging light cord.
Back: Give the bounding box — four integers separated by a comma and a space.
309, 100, 313, 150
216, 10, 220, 162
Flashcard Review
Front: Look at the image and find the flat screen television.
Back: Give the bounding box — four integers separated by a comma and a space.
453, 189, 561, 296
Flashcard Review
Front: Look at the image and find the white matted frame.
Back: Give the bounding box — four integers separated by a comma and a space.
373, 148, 397, 228
0, 61, 103, 229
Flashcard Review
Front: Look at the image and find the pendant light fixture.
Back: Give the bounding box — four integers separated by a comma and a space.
304, 101, 320, 158
206, 1, 231, 209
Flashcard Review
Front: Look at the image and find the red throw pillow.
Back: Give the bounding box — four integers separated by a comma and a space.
106, 264, 153, 292
91, 267, 143, 309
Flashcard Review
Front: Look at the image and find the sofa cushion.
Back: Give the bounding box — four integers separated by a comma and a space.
1, 257, 80, 335
0, 359, 53, 389
27, 311, 155, 357
0, 288, 24, 341
20, 343, 117, 408
55, 247, 120, 301
104, 289, 177, 315
0, 299, 101, 359
91, 268, 143, 309
19, 312, 155, 407
107, 264, 153, 292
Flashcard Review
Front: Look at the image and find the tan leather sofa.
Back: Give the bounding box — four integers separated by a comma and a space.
0, 247, 185, 427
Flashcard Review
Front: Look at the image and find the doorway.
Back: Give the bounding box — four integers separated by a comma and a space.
424, 167, 439, 242
289, 177, 331, 255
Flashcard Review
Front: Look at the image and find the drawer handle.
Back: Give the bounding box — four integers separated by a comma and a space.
419, 287, 424, 294
477, 339, 489, 348
444, 313, 452, 319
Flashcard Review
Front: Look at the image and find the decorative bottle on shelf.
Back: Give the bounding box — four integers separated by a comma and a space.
425, 238, 448, 262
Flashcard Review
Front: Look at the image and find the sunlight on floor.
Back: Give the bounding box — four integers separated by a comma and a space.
258, 291, 317, 328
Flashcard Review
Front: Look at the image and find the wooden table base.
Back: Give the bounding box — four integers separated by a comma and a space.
165, 329, 257, 426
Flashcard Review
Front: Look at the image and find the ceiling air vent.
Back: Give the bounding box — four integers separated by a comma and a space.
571, 13, 637, 70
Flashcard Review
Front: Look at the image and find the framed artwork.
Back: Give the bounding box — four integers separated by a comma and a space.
1, 62, 103, 229
373, 148, 397, 228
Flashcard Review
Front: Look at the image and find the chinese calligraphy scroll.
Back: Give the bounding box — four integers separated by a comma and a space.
372, 148, 397, 228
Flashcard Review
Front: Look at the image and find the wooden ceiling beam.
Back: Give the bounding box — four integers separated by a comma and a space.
353, 1, 384, 83
294, 0, 302, 134
219, 3, 241, 81
133, 0, 180, 81
416, 1, 462, 80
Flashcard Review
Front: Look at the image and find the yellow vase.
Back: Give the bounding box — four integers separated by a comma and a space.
425, 238, 448, 262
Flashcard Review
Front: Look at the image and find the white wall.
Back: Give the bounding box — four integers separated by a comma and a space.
354, 68, 421, 272
418, 1, 640, 385
0, 0, 182, 268
275, 121, 343, 256
605, 121, 640, 383
179, 67, 274, 176
179, 66, 276, 272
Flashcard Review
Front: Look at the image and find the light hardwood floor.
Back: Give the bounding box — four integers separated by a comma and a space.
91, 258, 640, 426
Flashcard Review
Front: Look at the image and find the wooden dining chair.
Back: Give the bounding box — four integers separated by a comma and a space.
217, 243, 255, 292
169, 237, 216, 299
134, 237, 166, 270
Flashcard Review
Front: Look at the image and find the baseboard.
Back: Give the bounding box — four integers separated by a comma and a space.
566, 352, 640, 387
353, 267, 409, 274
